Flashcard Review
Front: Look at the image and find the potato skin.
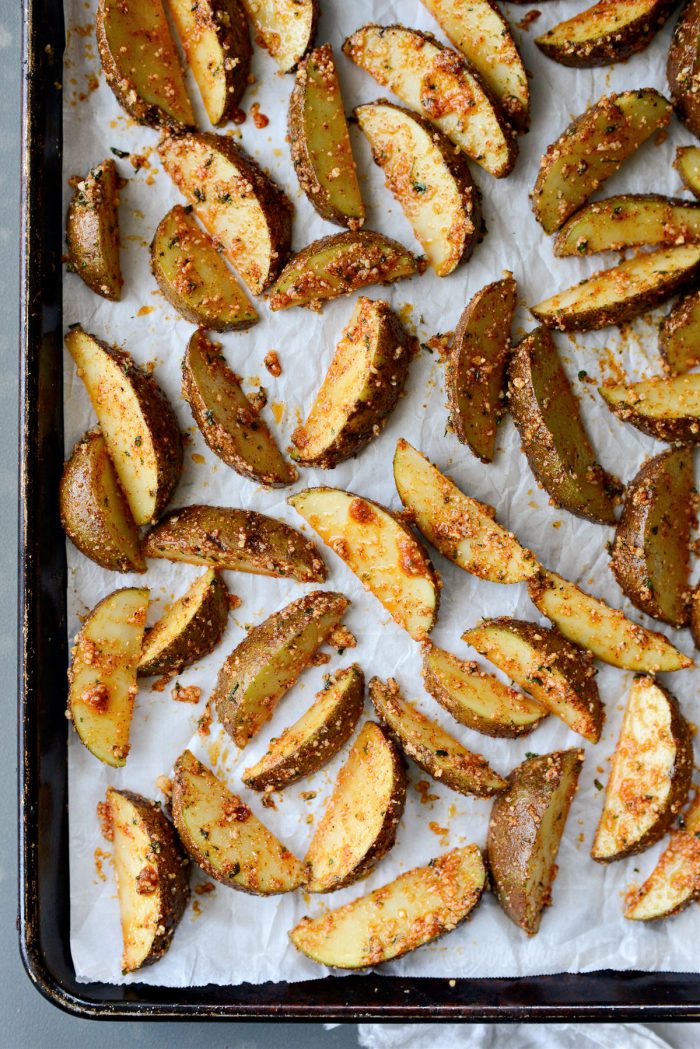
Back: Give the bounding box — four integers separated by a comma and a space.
611, 449, 693, 627
170, 0, 251, 123
138, 570, 229, 677
659, 289, 700, 375
60, 428, 145, 573
536, 0, 678, 68
66, 159, 123, 300
668, 0, 700, 138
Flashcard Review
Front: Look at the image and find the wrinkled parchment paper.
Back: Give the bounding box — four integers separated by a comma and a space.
64, 0, 700, 986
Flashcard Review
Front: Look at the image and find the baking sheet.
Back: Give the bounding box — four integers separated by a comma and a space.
63, 0, 700, 986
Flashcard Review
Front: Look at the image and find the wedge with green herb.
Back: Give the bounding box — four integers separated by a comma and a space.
659, 290, 700, 375
625, 794, 700, 921
600, 372, 700, 441
66, 159, 123, 300
536, 0, 678, 68
675, 146, 700, 198
668, 0, 700, 138
555, 195, 700, 257
238, 0, 318, 72
138, 569, 228, 677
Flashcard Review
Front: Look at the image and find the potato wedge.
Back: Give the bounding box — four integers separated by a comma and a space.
625, 795, 700, 921
68, 588, 148, 767
659, 290, 700, 375
291, 297, 415, 469
421, 0, 529, 132
536, 0, 678, 68
531, 244, 700, 332
555, 195, 700, 257
342, 24, 517, 179
289, 488, 440, 640
393, 439, 537, 583
600, 372, 700, 442
138, 568, 228, 677
422, 643, 547, 738
242, 665, 365, 791
106, 788, 190, 973
172, 750, 304, 893
444, 275, 516, 463
528, 569, 692, 672
675, 145, 700, 199
289, 45, 364, 229
65, 327, 183, 526
668, 0, 700, 138
610, 449, 693, 627
463, 618, 603, 743
66, 159, 123, 301
167, 0, 251, 125
291, 843, 485, 968
238, 0, 318, 73
508, 328, 619, 525
144, 504, 326, 582
369, 677, 507, 797
158, 132, 292, 295
304, 721, 407, 893
183, 329, 296, 487
531, 89, 672, 235
487, 750, 583, 935
355, 101, 482, 277
96, 0, 194, 129
592, 676, 693, 863
60, 428, 145, 574
212, 590, 349, 748
150, 206, 258, 332
267, 230, 419, 311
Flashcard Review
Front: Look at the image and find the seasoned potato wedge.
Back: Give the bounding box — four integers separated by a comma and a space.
267, 230, 419, 311
463, 618, 603, 742
304, 721, 407, 893
211, 590, 349, 748
610, 449, 693, 627
675, 145, 700, 198
150, 206, 257, 332
68, 588, 148, 767
106, 788, 190, 973
289, 45, 364, 228
167, 0, 251, 125
138, 568, 228, 677
528, 569, 691, 672
290, 843, 486, 968
238, 0, 318, 73
66, 159, 123, 300
242, 665, 365, 792
343, 24, 517, 179
625, 794, 700, 921
600, 372, 700, 442
96, 0, 194, 128
422, 643, 547, 738
393, 439, 537, 583
183, 330, 296, 487
445, 275, 516, 463
488, 750, 583, 935
668, 0, 700, 138
592, 676, 692, 863
291, 298, 415, 469
531, 244, 700, 331
60, 428, 145, 574
536, 0, 677, 68
531, 89, 671, 235
356, 101, 482, 277
508, 328, 619, 525
65, 327, 183, 526
289, 487, 440, 640
555, 195, 700, 257
159, 132, 292, 295
144, 504, 326, 581
369, 677, 507, 797
659, 290, 700, 375
421, 0, 529, 132
172, 750, 305, 893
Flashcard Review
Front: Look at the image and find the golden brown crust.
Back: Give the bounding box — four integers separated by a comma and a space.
66, 159, 123, 300
554, 194, 700, 257
537, 0, 678, 68
668, 0, 700, 137
660, 289, 700, 375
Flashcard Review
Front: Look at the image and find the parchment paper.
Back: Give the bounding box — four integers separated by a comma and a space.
63, 0, 700, 986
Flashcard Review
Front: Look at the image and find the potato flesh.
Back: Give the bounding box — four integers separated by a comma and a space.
537, 0, 671, 55
139, 568, 217, 670
393, 439, 536, 583
529, 570, 691, 672
602, 373, 700, 420
238, 0, 315, 72
343, 26, 514, 178
167, 0, 231, 124
305, 722, 403, 891
290, 844, 486, 968
676, 146, 700, 199
289, 488, 438, 640
660, 290, 700, 374
69, 588, 148, 767
625, 826, 700, 920
555, 196, 700, 256
67, 160, 122, 300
